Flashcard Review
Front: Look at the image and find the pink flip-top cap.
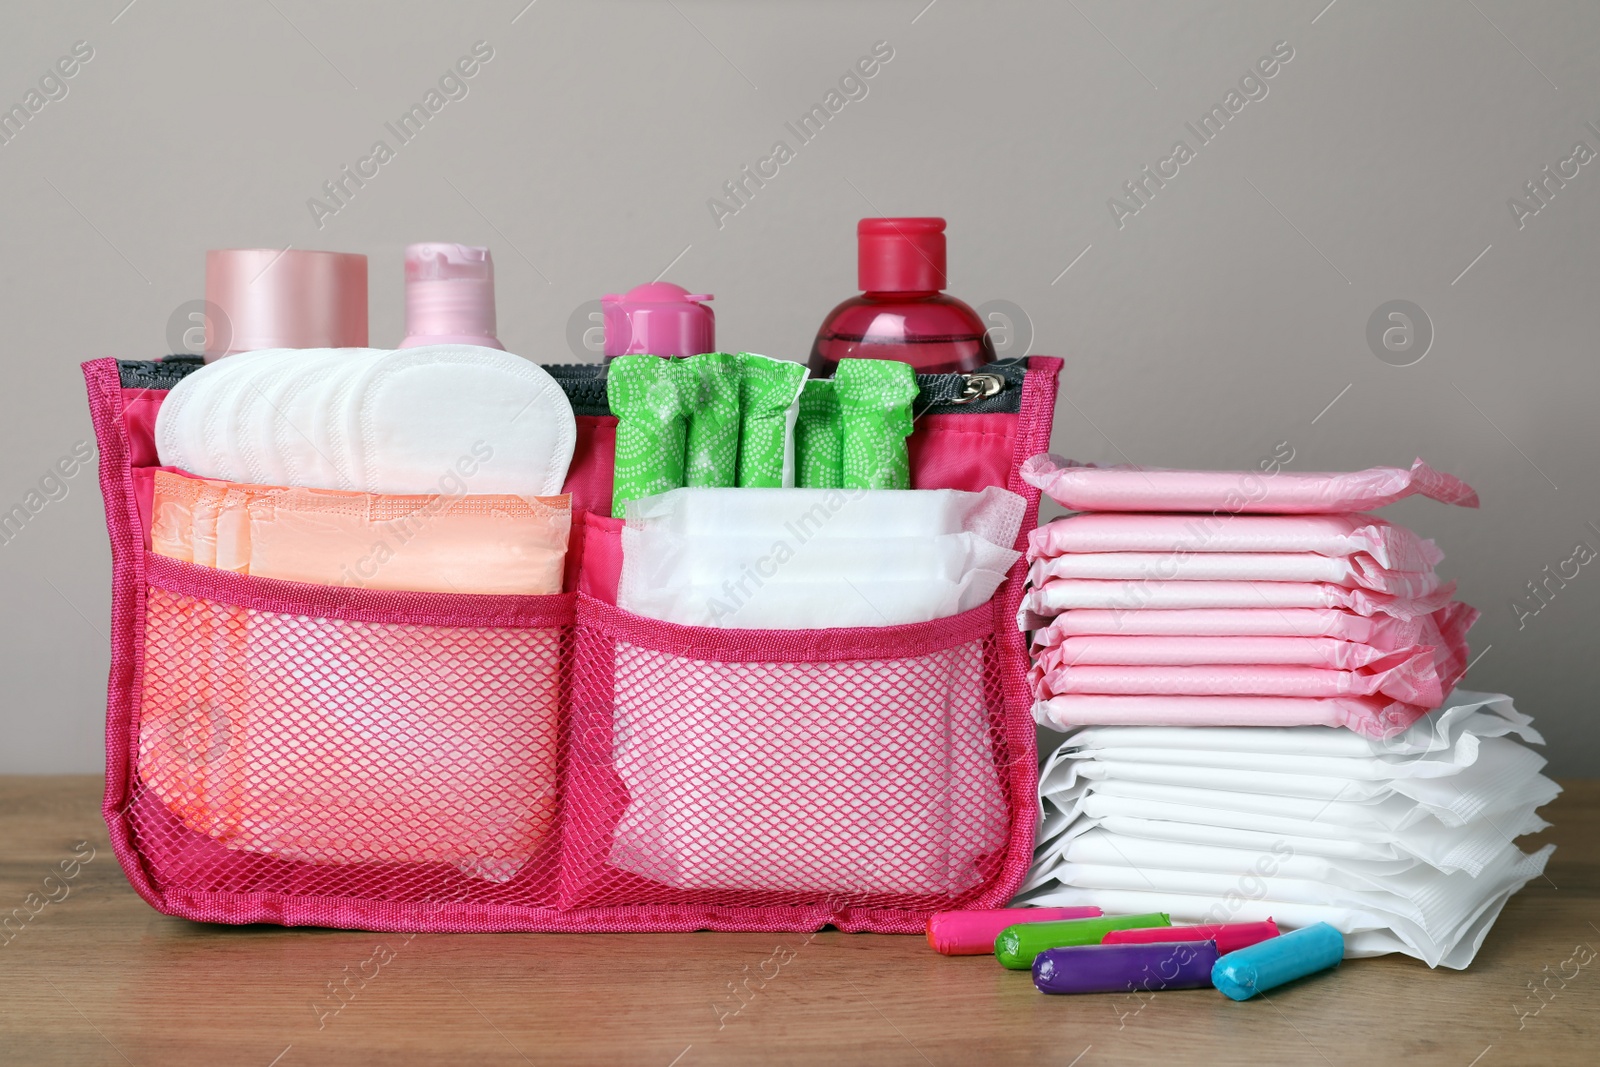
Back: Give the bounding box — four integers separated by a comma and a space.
204, 248, 368, 359
399, 242, 503, 349
601, 282, 714, 358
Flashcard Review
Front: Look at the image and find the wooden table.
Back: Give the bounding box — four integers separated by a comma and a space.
2, 777, 1595, 1066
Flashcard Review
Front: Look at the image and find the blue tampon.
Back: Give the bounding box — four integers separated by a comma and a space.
1211, 922, 1344, 1001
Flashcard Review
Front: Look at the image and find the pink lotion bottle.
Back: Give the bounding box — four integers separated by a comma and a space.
807, 217, 995, 377
399, 243, 504, 349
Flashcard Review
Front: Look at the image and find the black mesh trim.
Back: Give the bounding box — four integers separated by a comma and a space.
115, 357, 1030, 417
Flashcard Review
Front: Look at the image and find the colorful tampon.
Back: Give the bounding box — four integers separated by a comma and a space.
1212, 922, 1344, 1001
1103, 919, 1280, 956
995, 913, 1170, 970
926, 907, 1103, 956
1033, 940, 1219, 995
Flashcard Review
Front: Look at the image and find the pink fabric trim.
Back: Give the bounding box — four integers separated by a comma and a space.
577, 593, 993, 661
85, 360, 166, 916
145, 552, 574, 629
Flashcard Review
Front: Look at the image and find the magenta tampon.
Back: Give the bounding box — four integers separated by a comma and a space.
1103, 919, 1280, 956
925, 907, 1103, 955
1033, 940, 1219, 995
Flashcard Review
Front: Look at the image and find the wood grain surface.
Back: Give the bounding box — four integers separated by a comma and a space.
0, 776, 1595, 1066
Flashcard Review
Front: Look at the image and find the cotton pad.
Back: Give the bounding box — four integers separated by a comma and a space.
154, 348, 285, 479
1021, 454, 1479, 513
1029, 512, 1443, 571
350, 345, 575, 496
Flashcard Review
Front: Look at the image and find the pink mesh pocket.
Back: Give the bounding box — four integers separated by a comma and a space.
133, 555, 573, 902
562, 597, 1015, 913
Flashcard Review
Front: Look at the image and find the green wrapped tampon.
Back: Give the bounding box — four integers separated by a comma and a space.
678, 352, 743, 488
794, 379, 842, 489
835, 358, 919, 490
607, 354, 688, 518
736, 353, 808, 488
994, 913, 1171, 970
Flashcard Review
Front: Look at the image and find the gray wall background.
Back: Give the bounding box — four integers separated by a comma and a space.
2, 0, 1596, 775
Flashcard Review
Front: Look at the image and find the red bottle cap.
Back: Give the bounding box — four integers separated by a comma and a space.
858, 217, 946, 293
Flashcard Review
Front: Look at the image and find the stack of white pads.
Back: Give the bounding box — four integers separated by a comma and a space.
1014, 456, 1559, 968
1019, 693, 1557, 967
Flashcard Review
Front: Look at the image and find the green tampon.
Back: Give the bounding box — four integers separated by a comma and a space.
835, 358, 919, 490
678, 352, 743, 488
607, 354, 688, 518
736, 353, 808, 488
794, 379, 842, 489
994, 913, 1171, 970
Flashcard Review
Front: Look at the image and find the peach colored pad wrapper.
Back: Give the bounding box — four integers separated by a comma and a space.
150, 469, 570, 595
1021, 455, 1478, 514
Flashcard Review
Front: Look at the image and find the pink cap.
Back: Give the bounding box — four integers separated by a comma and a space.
858, 217, 946, 293
204, 249, 367, 359
601, 282, 714, 358
399, 243, 503, 349
925, 907, 1104, 956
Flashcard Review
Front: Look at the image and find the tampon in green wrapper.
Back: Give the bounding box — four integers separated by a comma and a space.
737, 353, 808, 488
678, 353, 743, 488
794, 379, 842, 489
607, 354, 688, 518
994, 913, 1171, 970
835, 358, 919, 490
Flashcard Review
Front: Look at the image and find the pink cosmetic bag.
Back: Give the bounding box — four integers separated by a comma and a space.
85, 355, 1060, 933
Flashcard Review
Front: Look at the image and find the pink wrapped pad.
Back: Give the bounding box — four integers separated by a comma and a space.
1021, 455, 1478, 514
1030, 648, 1447, 706
1029, 604, 1474, 649
1037, 635, 1428, 669
1034, 694, 1429, 738
1028, 552, 1439, 598
1028, 512, 1443, 571
1023, 578, 1456, 620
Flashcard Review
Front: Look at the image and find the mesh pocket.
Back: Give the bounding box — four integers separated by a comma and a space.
563, 597, 1012, 909
133, 561, 572, 902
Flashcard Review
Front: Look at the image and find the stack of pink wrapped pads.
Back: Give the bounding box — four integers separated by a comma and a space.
1019, 456, 1481, 739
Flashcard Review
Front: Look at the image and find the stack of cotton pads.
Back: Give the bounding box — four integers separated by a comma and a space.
1018, 456, 1481, 737
1019, 691, 1558, 968
154, 345, 577, 497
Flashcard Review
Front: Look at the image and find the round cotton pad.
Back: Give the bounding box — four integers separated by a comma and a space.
161, 349, 285, 480
262, 349, 382, 490
211, 350, 291, 484
349, 345, 576, 496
